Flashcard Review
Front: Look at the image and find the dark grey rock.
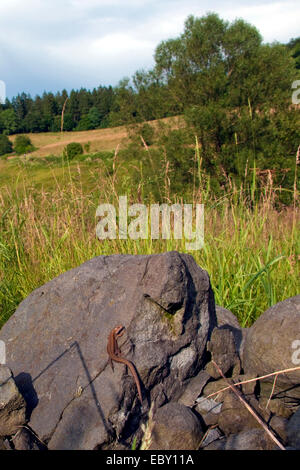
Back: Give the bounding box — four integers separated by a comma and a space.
199, 427, 223, 448
202, 437, 226, 450
0, 365, 26, 437
287, 406, 300, 449
224, 429, 280, 450
13, 427, 46, 450
149, 402, 204, 450
218, 392, 271, 436
243, 295, 300, 400
205, 328, 241, 378
0, 251, 216, 449
196, 396, 222, 426
215, 305, 248, 360
178, 370, 210, 406
268, 415, 288, 445
196, 396, 222, 414
215, 305, 240, 329
202, 378, 229, 403
259, 396, 294, 419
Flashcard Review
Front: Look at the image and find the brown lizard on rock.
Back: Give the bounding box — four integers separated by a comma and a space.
107, 325, 143, 404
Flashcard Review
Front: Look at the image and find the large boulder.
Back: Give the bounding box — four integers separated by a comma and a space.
243, 295, 300, 401
148, 402, 204, 450
0, 251, 216, 449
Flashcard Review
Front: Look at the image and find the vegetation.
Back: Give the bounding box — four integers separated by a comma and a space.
287, 37, 300, 69
0, 143, 298, 328
63, 142, 84, 160
0, 134, 13, 156
14, 135, 35, 155
111, 14, 299, 204
0, 13, 299, 328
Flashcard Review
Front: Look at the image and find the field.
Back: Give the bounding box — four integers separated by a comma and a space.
0, 124, 299, 329
8, 125, 129, 157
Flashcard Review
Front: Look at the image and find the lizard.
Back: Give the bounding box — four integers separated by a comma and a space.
107, 324, 143, 404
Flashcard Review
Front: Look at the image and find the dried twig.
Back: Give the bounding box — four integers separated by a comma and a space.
266, 373, 279, 410
211, 361, 286, 451
205, 365, 300, 400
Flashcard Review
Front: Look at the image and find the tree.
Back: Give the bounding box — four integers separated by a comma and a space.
0, 108, 18, 135
0, 134, 13, 156
287, 37, 300, 69
88, 107, 102, 128
14, 135, 35, 155
63, 142, 83, 160
152, 13, 298, 192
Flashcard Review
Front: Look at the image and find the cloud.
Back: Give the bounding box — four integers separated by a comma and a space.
0, 0, 299, 98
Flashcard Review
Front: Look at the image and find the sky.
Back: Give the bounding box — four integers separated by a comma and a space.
0, 0, 299, 99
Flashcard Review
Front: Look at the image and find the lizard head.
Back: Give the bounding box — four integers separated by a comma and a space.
114, 325, 125, 337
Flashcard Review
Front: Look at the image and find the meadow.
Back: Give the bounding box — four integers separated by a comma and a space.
0, 126, 299, 329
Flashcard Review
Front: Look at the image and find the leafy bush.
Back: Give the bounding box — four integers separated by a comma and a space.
0, 134, 13, 156
14, 135, 35, 155
83, 142, 91, 153
63, 142, 84, 160
140, 123, 155, 146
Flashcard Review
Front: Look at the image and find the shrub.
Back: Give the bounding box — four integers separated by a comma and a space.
14, 135, 35, 155
0, 134, 13, 156
140, 123, 155, 146
83, 141, 91, 153
63, 142, 84, 160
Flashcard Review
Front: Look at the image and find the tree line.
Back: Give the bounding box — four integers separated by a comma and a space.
0, 19, 299, 136
0, 86, 115, 134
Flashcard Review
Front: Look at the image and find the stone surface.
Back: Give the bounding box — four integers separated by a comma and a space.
0, 365, 26, 437
202, 378, 229, 403
205, 328, 241, 378
148, 402, 204, 450
202, 437, 226, 450
215, 305, 247, 360
224, 429, 280, 450
259, 396, 294, 419
178, 370, 210, 407
243, 295, 300, 398
13, 427, 46, 450
268, 415, 288, 445
286, 406, 300, 449
0, 251, 216, 449
196, 396, 222, 414
218, 392, 271, 436
196, 397, 222, 427
199, 427, 223, 448
215, 305, 240, 329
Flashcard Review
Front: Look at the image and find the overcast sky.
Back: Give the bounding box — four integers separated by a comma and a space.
0, 0, 299, 99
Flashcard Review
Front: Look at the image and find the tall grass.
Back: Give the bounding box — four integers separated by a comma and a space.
0, 149, 299, 328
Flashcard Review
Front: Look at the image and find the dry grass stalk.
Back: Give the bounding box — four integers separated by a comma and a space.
266, 373, 279, 410
140, 402, 155, 450
211, 360, 286, 450
205, 365, 300, 400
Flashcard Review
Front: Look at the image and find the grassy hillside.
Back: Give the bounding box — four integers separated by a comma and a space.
0, 127, 299, 329
8, 125, 129, 157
